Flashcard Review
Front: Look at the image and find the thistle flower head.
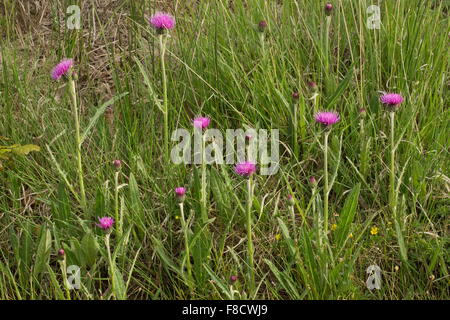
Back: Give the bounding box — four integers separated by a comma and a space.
309, 176, 317, 185
175, 187, 186, 203
258, 20, 267, 32
292, 91, 300, 100
193, 117, 211, 130
287, 194, 295, 206
96, 217, 115, 230
315, 111, 340, 126
113, 159, 122, 169
230, 275, 238, 282
149, 12, 175, 31
58, 249, 65, 256
234, 161, 256, 177
325, 3, 333, 15
308, 81, 318, 91
175, 187, 186, 196
380, 93, 404, 110
51, 59, 73, 80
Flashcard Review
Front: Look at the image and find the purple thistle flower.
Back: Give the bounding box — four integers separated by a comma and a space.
309, 176, 317, 185
175, 187, 186, 203
230, 275, 238, 282
175, 187, 186, 196
149, 12, 175, 31
380, 93, 404, 109
113, 159, 122, 169
51, 59, 73, 80
193, 117, 211, 130
315, 111, 340, 126
96, 217, 115, 230
325, 3, 333, 15
234, 161, 256, 177
258, 20, 267, 32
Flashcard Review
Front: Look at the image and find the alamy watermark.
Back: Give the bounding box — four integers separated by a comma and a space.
366, 265, 382, 290
171, 128, 279, 175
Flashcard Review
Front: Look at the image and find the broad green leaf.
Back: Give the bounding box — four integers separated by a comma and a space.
33, 227, 52, 277
11, 144, 40, 155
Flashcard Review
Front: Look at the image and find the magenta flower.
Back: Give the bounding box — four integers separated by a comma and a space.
258, 20, 267, 32
380, 93, 404, 108
113, 159, 122, 169
234, 161, 256, 177
325, 3, 333, 15
309, 176, 317, 185
96, 217, 115, 230
51, 59, 73, 80
175, 187, 186, 196
315, 111, 340, 126
149, 12, 175, 30
193, 117, 210, 130
230, 275, 238, 282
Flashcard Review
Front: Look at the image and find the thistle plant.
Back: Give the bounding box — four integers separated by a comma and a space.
51, 59, 87, 211
234, 161, 257, 295
96, 217, 117, 298
380, 93, 404, 216
175, 187, 193, 293
148, 12, 175, 163
315, 111, 340, 237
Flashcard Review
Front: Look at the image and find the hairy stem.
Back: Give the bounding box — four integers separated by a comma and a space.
68, 76, 86, 211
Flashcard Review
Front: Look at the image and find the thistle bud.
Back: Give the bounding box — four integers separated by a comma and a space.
287, 194, 295, 206
258, 20, 267, 32
325, 3, 333, 16
175, 187, 186, 203
113, 159, 122, 170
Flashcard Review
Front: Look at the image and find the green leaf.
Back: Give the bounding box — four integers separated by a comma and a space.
81, 233, 99, 267
11, 144, 40, 155
33, 227, 52, 277
335, 184, 361, 248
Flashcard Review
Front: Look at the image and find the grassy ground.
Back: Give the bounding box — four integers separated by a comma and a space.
0, 0, 449, 299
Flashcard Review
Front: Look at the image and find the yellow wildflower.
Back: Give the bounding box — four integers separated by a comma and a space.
275, 234, 281, 241
331, 223, 337, 231
370, 226, 379, 235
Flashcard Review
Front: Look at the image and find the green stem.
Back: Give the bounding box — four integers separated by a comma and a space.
60, 259, 71, 300
179, 202, 193, 294
68, 76, 86, 211
201, 136, 207, 222
114, 171, 121, 238
324, 15, 332, 95
246, 176, 255, 295
389, 111, 396, 216
159, 34, 169, 163
290, 99, 298, 158
323, 130, 330, 236
105, 234, 115, 298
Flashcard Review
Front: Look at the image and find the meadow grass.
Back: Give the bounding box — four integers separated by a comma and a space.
0, 0, 449, 299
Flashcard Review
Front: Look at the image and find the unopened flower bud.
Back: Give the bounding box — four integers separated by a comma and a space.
287, 194, 295, 206
113, 159, 122, 169
258, 20, 267, 32
325, 3, 333, 16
